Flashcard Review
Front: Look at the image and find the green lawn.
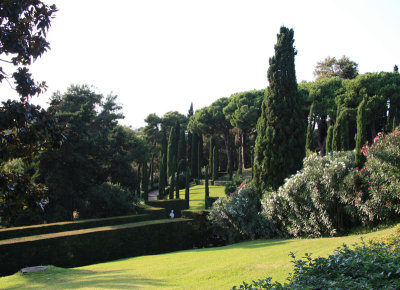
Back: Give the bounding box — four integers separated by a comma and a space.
0, 225, 397, 289
188, 185, 226, 210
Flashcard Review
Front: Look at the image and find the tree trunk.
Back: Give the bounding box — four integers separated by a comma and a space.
371, 119, 377, 141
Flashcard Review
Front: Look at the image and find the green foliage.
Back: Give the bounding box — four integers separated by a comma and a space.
208, 184, 274, 243
79, 183, 134, 219
355, 98, 367, 167
185, 168, 189, 202
325, 124, 333, 153
142, 161, 148, 201
253, 26, 305, 191
0, 218, 194, 277
205, 165, 209, 209
262, 151, 358, 237
0, 213, 155, 241
190, 133, 198, 178
177, 128, 186, 173
232, 240, 400, 289
197, 137, 202, 179
169, 171, 175, 200
313, 55, 359, 80
305, 102, 314, 152
158, 159, 166, 199
212, 146, 218, 181
356, 128, 400, 222
224, 173, 244, 196
166, 127, 176, 179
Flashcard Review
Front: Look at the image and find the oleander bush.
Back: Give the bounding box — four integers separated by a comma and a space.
355, 128, 400, 223
261, 151, 359, 237
208, 183, 275, 243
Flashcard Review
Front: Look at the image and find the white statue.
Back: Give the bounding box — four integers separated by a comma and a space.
169, 210, 175, 219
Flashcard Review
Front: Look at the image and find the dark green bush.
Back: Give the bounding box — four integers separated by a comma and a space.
224, 173, 243, 196
0, 218, 194, 277
232, 239, 400, 289
80, 183, 134, 219
0, 213, 155, 240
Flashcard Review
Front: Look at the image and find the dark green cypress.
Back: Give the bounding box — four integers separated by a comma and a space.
197, 136, 202, 179
212, 146, 218, 182
332, 106, 348, 151
325, 124, 333, 154
167, 127, 176, 180
169, 157, 176, 199
205, 165, 209, 209
187, 103, 194, 170
305, 102, 315, 153
355, 98, 367, 168
209, 137, 214, 177
158, 159, 165, 199
150, 155, 154, 189
142, 161, 148, 201
136, 164, 141, 196
190, 133, 198, 178
185, 168, 190, 202
253, 26, 305, 190
161, 129, 168, 185
177, 128, 186, 173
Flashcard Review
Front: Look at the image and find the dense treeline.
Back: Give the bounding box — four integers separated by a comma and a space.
1, 2, 400, 228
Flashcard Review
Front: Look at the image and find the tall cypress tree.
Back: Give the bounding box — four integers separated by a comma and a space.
167, 127, 176, 180
169, 156, 176, 199
212, 146, 218, 182
142, 161, 148, 201
177, 128, 186, 173
150, 155, 154, 189
161, 129, 168, 185
136, 164, 141, 196
355, 98, 367, 168
158, 159, 165, 199
325, 124, 333, 154
185, 167, 190, 202
209, 137, 214, 177
197, 137, 202, 179
187, 103, 194, 170
190, 133, 198, 178
205, 165, 209, 209
253, 26, 305, 190
305, 102, 315, 153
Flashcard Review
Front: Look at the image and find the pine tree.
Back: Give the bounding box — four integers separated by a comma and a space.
253, 26, 305, 190
167, 127, 176, 180
205, 165, 209, 209
355, 98, 367, 168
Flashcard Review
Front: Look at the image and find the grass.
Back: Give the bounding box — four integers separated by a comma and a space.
188, 185, 226, 210
0, 225, 398, 289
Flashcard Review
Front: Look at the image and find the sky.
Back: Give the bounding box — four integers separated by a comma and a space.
1, 0, 399, 128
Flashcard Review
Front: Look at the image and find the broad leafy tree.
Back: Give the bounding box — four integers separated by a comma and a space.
313, 55, 358, 80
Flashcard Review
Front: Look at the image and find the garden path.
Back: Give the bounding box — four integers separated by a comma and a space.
148, 189, 158, 201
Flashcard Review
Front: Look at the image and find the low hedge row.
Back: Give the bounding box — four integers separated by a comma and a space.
196, 180, 229, 186
0, 212, 162, 241
0, 218, 194, 277
145, 199, 189, 218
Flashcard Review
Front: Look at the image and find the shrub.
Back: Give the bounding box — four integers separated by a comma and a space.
262, 151, 358, 237
208, 183, 275, 243
79, 183, 134, 219
232, 239, 400, 289
356, 128, 400, 223
224, 173, 243, 196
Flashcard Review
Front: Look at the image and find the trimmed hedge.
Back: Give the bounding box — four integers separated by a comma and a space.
0, 213, 161, 241
0, 218, 194, 277
196, 180, 229, 186
146, 199, 189, 218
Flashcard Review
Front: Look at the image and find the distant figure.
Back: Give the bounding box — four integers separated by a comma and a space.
169, 210, 175, 219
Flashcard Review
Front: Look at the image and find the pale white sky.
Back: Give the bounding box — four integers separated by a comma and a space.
1, 0, 399, 128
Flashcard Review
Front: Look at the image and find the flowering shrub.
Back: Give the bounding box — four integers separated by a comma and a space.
262, 151, 358, 237
356, 127, 400, 222
208, 183, 275, 243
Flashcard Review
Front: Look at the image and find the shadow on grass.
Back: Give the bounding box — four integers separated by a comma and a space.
3, 266, 171, 289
